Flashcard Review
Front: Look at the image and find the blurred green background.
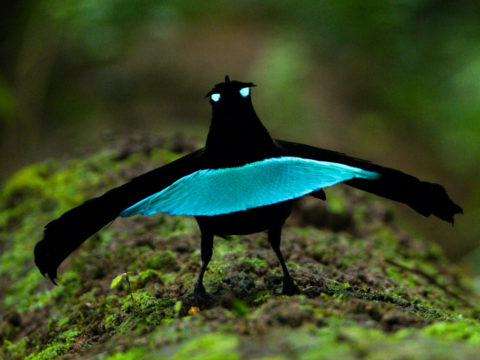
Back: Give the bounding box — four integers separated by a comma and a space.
0, 1, 478, 272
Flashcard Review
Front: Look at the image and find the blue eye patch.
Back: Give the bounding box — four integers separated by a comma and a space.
211, 93, 221, 102
239, 87, 250, 97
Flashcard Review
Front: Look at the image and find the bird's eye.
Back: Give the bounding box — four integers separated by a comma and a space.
239, 87, 250, 97
210, 93, 221, 102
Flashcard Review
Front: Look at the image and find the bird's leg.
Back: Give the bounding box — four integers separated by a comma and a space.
268, 227, 301, 295
194, 230, 214, 303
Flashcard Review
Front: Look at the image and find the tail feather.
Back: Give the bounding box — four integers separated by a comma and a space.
275, 140, 463, 223
34, 148, 205, 283
34, 191, 123, 282
346, 177, 462, 224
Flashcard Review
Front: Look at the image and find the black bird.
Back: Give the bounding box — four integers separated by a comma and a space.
34, 76, 462, 299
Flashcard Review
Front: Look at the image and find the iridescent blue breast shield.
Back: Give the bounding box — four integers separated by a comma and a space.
120, 156, 379, 217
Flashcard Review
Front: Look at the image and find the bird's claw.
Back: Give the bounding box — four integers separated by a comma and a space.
193, 284, 212, 306
282, 278, 302, 295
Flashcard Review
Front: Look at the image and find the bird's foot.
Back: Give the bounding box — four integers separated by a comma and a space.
193, 283, 212, 306
282, 277, 302, 295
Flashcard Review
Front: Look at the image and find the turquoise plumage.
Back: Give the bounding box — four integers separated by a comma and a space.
120, 156, 379, 217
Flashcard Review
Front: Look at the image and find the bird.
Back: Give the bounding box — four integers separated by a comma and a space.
34, 76, 462, 300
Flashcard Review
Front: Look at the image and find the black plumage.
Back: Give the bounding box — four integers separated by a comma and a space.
35, 76, 462, 298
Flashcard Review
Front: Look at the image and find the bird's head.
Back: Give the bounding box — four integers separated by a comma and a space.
204, 76, 273, 160
206, 75, 256, 114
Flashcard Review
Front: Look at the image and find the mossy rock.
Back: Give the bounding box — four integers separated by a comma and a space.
0, 135, 478, 359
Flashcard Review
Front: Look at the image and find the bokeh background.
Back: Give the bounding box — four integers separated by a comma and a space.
1, 1, 478, 274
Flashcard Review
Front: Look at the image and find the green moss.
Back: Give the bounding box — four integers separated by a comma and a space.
231, 299, 249, 317
2, 337, 29, 359
145, 249, 178, 271
121, 290, 175, 314
171, 333, 239, 360
1, 140, 479, 360
238, 256, 268, 272
214, 237, 247, 257
421, 320, 480, 343
104, 347, 147, 360
254, 291, 272, 304
111, 273, 129, 290
326, 193, 347, 215
102, 333, 239, 360
24, 329, 79, 360
132, 269, 165, 289
3, 269, 43, 310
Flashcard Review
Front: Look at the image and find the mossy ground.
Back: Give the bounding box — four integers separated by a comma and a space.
0, 134, 478, 359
